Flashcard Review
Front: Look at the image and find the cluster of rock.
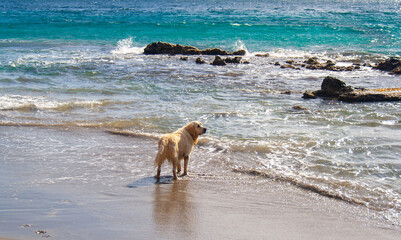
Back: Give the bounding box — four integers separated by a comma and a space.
144, 42, 246, 56
180, 55, 247, 65
277, 58, 361, 71
303, 76, 401, 102
210, 56, 248, 66
144, 42, 401, 75
373, 57, 401, 74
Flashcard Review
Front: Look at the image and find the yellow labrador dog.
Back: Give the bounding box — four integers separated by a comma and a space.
154, 121, 207, 180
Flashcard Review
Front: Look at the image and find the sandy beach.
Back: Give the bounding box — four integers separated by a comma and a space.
2, 1, 401, 239
0, 126, 400, 240
1, 175, 401, 240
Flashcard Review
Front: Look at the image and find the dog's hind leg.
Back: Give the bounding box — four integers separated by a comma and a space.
154, 139, 167, 179
183, 156, 189, 176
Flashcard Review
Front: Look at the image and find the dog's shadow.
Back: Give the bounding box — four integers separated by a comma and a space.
126, 176, 174, 188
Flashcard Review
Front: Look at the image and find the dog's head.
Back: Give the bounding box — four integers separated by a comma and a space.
185, 121, 207, 143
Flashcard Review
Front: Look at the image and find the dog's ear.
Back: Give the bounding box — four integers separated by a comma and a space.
185, 122, 199, 144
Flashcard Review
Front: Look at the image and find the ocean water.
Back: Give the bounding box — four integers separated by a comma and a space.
1, 0, 401, 228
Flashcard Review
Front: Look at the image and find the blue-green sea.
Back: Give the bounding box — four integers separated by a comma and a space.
1, 0, 401, 236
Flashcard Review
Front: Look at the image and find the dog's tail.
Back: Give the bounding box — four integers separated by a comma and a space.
154, 138, 168, 167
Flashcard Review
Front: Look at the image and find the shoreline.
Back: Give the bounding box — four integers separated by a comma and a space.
1, 126, 400, 239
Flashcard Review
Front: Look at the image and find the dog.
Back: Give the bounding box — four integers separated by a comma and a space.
154, 121, 207, 180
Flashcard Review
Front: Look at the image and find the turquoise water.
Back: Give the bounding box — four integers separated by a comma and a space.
1, 0, 401, 54
1, 0, 401, 230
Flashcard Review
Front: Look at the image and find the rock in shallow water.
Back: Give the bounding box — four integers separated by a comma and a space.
374, 57, 401, 74
143, 42, 246, 55
303, 76, 401, 102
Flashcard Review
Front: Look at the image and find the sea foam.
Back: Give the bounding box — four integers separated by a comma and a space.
111, 37, 145, 56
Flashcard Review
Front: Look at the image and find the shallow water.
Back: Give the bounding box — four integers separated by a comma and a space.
1, 0, 401, 228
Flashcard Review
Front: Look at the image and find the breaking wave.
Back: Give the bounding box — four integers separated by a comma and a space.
0, 95, 112, 111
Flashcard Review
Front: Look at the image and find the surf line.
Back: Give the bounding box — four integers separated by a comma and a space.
233, 168, 367, 207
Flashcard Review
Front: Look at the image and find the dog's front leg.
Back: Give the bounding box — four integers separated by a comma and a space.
176, 160, 182, 174
156, 166, 161, 179
183, 156, 189, 176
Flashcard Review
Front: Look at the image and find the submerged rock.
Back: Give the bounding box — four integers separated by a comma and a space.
280, 64, 300, 70
303, 76, 401, 102
292, 105, 309, 111
255, 53, 270, 57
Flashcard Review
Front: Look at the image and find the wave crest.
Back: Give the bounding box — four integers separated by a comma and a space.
0, 95, 111, 111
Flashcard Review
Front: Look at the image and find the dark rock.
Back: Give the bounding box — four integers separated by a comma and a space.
391, 67, 401, 74
302, 90, 317, 99
195, 57, 206, 64
144, 42, 201, 55
144, 42, 248, 56
306, 64, 320, 70
304, 57, 319, 65
338, 88, 401, 102
374, 57, 401, 72
303, 76, 353, 99
292, 105, 309, 111
305, 59, 357, 72
281, 64, 300, 70
274, 62, 280, 66
211, 56, 226, 66
232, 49, 247, 55
326, 60, 335, 66
224, 56, 242, 64
201, 48, 230, 55
303, 76, 401, 102
317, 76, 353, 97
255, 53, 270, 57
180, 57, 188, 61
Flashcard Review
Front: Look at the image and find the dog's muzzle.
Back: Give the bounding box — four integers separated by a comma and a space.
202, 128, 207, 134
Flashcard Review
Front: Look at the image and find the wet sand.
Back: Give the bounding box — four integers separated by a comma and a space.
1, 126, 400, 239
148, 178, 401, 240
2, 177, 401, 240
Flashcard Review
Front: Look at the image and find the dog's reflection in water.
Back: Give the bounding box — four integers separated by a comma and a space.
152, 179, 195, 236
